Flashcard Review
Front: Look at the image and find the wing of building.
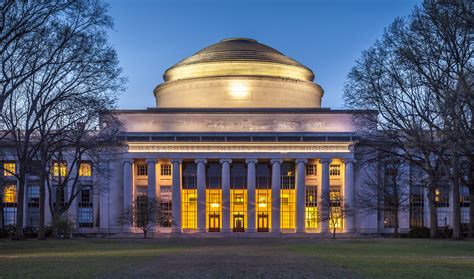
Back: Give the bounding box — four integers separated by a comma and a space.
7, 38, 465, 236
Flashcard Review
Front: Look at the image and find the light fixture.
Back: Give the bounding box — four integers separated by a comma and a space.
210, 203, 220, 208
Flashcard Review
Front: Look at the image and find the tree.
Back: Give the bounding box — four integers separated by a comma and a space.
320, 194, 353, 239
358, 152, 411, 237
344, 0, 473, 239
117, 197, 165, 239
0, 0, 124, 239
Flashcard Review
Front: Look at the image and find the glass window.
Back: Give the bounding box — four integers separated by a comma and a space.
281, 162, 295, 189
3, 185, 17, 203
460, 186, 469, 207
160, 164, 172, 176
306, 164, 317, 176
27, 161, 41, 176
435, 188, 449, 207
329, 164, 341, 177
305, 186, 318, 228
3, 162, 16, 176
52, 161, 67, 177
136, 164, 148, 176
410, 184, 424, 228
329, 186, 343, 229
79, 162, 92, 177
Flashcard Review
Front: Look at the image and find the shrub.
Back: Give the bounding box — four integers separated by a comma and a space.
54, 219, 75, 239
23, 226, 38, 238
409, 227, 430, 238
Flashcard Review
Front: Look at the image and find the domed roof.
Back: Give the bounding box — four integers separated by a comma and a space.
163, 38, 315, 82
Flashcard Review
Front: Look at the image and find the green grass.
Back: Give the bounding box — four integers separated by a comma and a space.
0, 238, 473, 278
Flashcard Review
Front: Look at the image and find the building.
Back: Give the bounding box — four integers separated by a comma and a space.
1, 38, 469, 236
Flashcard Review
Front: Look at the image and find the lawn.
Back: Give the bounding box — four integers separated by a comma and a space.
0, 238, 473, 278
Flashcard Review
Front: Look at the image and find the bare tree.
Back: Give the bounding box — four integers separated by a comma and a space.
344, 0, 473, 239
358, 153, 410, 237
0, 0, 124, 239
117, 198, 165, 239
319, 194, 353, 239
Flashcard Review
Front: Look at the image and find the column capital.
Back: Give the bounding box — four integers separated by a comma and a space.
270, 159, 283, 164
319, 158, 332, 164
245, 159, 258, 164
123, 159, 134, 165
295, 159, 308, 164
344, 158, 357, 164
219, 159, 232, 164
170, 159, 183, 164
194, 159, 207, 164
145, 159, 157, 165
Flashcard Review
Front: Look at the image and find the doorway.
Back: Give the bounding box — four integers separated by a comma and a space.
208, 213, 220, 232
257, 213, 269, 232
233, 214, 245, 232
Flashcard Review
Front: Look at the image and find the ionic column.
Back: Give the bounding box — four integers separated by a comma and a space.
320, 158, 332, 233
344, 159, 356, 233
271, 159, 283, 233
296, 159, 308, 233
122, 159, 134, 231
146, 159, 157, 200
171, 159, 182, 233
246, 159, 258, 233
195, 159, 207, 233
220, 159, 232, 233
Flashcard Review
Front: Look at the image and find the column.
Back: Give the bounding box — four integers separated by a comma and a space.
122, 159, 133, 231
296, 159, 308, 233
220, 159, 232, 233
271, 159, 283, 233
146, 159, 157, 199
171, 159, 182, 233
195, 159, 207, 233
320, 158, 332, 233
344, 159, 356, 233
246, 159, 258, 233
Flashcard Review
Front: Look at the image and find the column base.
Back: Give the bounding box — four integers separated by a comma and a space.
221, 228, 231, 233
246, 228, 256, 233
197, 228, 206, 233
295, 228, 306, 233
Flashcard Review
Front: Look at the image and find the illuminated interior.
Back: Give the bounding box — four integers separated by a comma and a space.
52, 161, 67, 177
206, 189, 222, 232
3, 163, 15, 176
79, 162, 92, 176
3, 185, 16, 203
305, 187, 318, 228
329, 186, 343, 229
280, 189, 296, 229
256, 189, 272, 232
230, 189, 247, 231
182, 189, 197, 229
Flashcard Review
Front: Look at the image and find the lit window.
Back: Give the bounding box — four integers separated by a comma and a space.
3, 162, 15, 176
53, 161, 67, 177
305, 186, 318, 228
329, 164, 341, 176
160, 164, 171, 176
137, 164, 147, 176
306, 164, 317, 176
3, 185, 17, 203
79, 162, 92, 177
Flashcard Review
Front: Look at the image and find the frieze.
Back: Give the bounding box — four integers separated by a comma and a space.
127, 143, 352, 153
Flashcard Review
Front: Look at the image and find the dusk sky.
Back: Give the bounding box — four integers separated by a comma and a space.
107, 0, 421, 109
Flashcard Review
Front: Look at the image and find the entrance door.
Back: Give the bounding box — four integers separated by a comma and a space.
257, 213, 269, 232
208, 213, 220, 232
233, 214, 245, 232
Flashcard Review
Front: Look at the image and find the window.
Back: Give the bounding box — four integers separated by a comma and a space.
78, 186, 93, 228
306, 164, 317, 176
137, 164, 148, 176
3, 185, 17, 203
160, 200, 172, 227
460, 186, 469, 208
160, 164, 171, 176
305, 186, 318, 228
27, 161, 41, 176
79, 162, 92, 177
27, 186, 39, 228
435, 188, 449, 207
52, 161, 67, 177
329, 186, 343, 229
3, 162, 15, 176
182, 163, 197, 229
3, 185, 17, 225
134, 194, 148, 228
410, 184, 424, 228
329, 164, 341, 177
280, 163, 295, 189
384, 210, 396, 228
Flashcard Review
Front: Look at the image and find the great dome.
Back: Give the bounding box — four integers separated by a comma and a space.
154, 38, 324, 108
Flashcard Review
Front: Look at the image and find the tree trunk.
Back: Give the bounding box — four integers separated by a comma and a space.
37, 168, 47, 239
451, 155, 461, 240
144, 230, 147, 239
14, 176, 25, 240
469, 190, 474, 238
427, 186, 438, 239
332, 227, 336, 239
393, 209, 399, 238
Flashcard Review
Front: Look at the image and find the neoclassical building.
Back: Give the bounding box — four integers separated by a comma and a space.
8, 38, 468, 236
105, 38, 377, 235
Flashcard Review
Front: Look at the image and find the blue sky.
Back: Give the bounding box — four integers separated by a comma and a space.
107, 0, 421, 109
